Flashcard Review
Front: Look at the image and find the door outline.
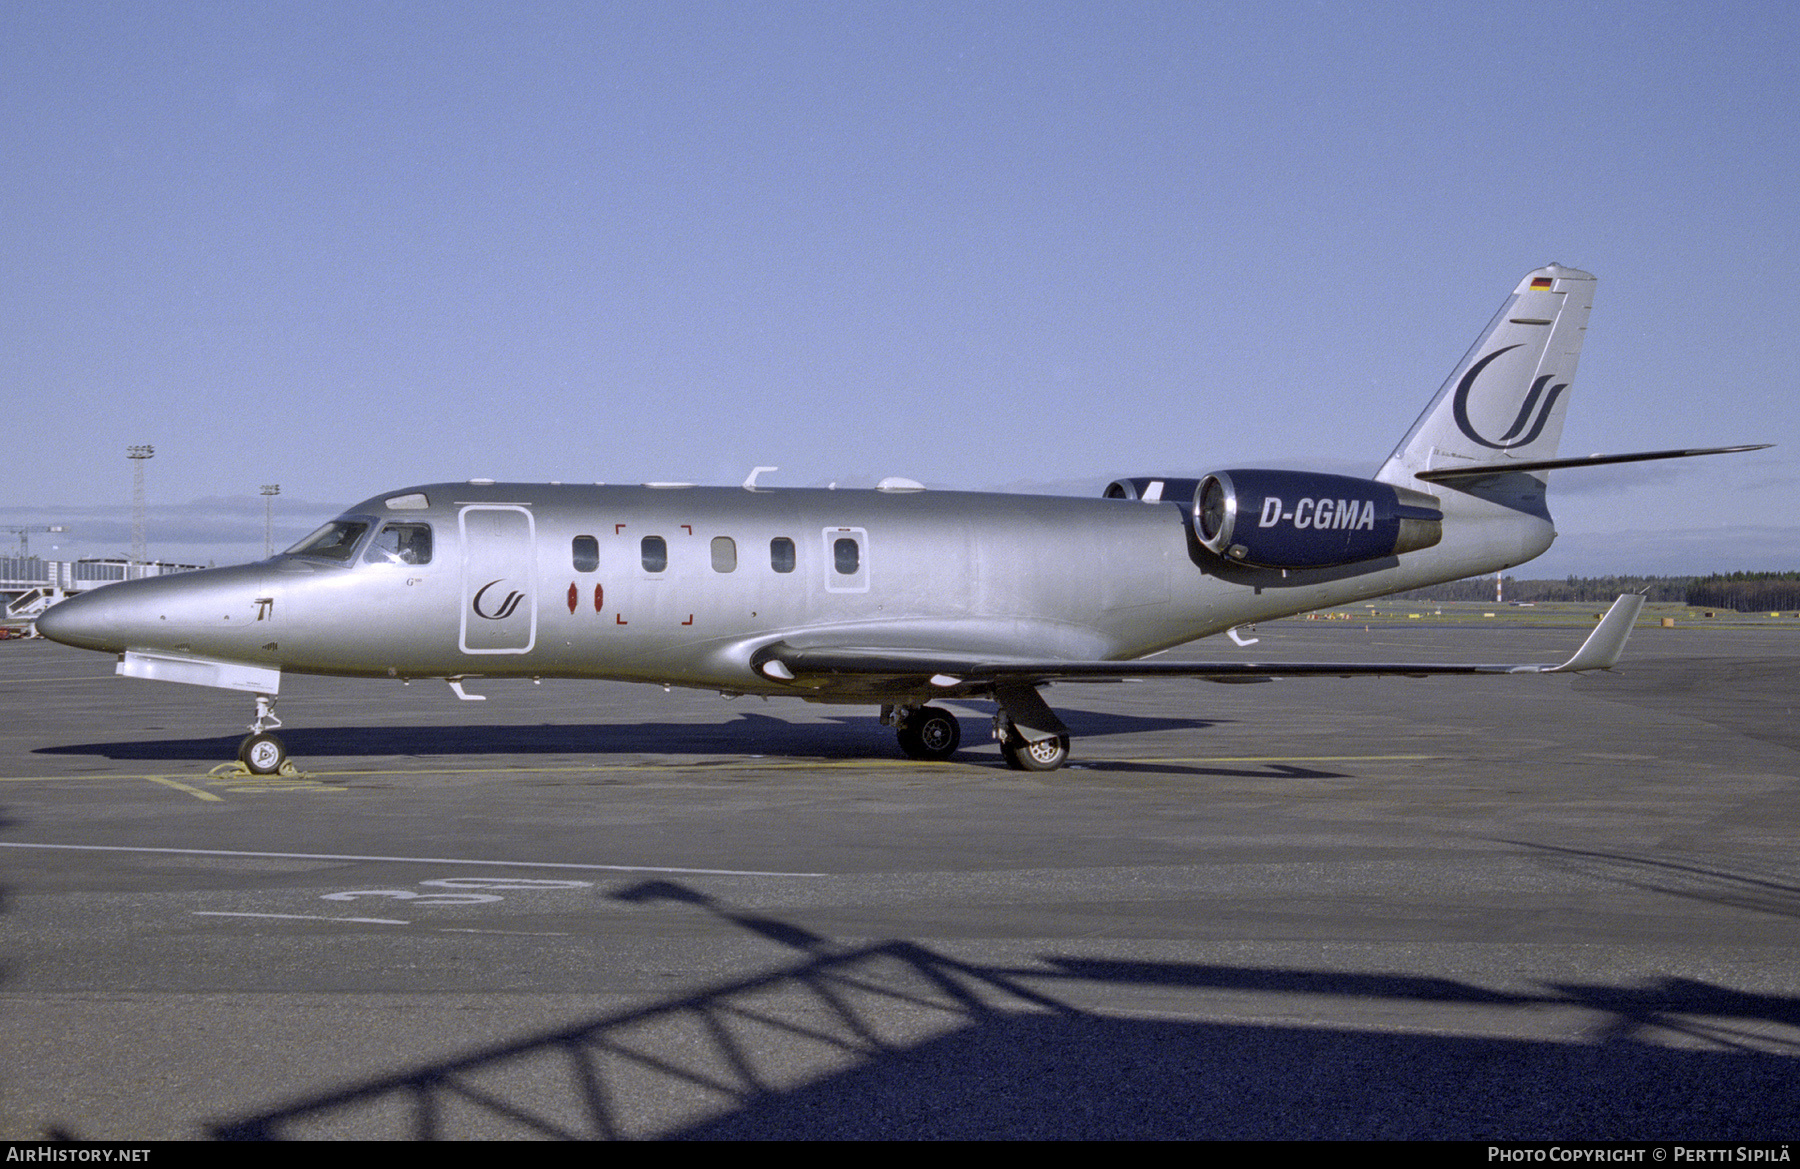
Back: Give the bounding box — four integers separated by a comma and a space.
459, 505, 538, 654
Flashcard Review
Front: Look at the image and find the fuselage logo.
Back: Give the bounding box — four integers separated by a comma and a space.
1451, 343, 1567, 451
471, 579, 525, 621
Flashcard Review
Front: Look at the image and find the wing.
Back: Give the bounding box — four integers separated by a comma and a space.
753, 594, 1645, 691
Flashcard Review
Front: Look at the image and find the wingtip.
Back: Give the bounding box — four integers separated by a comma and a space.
1548, 594, 1645, 673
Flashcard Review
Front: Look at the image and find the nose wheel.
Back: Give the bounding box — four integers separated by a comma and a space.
235, 692, 291, 775
238, 731, 289, 776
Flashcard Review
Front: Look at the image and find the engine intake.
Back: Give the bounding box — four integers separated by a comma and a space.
1193, 469, 1442, 569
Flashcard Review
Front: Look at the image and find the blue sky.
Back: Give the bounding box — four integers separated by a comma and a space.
3, 1, 1792, 575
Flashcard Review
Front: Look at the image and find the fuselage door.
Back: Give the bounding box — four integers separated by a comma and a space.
459, 505, 537, 654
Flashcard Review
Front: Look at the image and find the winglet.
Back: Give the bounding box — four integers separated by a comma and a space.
1541, 594, 1645, 673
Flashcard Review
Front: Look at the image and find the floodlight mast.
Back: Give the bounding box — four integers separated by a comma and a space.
127, 445, 154, 566
261, 484, 280, 558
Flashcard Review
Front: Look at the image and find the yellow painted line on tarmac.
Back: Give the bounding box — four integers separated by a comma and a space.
2, 753, 1431, 786
147, 776, 224, 802
300, 759, 966, 777
0, 772, 347, 801
0, 760, 920, 783
0, 772, 237, 784
0, 841, 827, 878
1120, 754, 1435, 764
285, 754, 1432, 777
1, 753, 1436, 795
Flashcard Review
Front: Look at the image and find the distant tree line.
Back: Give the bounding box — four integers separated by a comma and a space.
1686, 572, 1800, 613
1393, 572, 1800, 611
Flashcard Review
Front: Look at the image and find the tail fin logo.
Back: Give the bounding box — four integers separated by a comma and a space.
472, 579, 526, 621
1451, 344, 1568, 451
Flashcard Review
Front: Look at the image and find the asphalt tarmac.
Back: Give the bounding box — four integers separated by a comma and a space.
1, 615, 1796, 1139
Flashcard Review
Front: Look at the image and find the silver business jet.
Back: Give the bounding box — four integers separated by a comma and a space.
38, 265, 1762, 774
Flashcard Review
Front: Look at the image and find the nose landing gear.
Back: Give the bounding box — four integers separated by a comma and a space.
234, 693, 291, 776
238, 731, 287, 775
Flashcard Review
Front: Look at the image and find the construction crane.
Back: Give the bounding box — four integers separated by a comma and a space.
4, 525, 68, 557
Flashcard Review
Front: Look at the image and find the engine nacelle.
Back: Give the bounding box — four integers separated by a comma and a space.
1193, 469, 1442, 569
1103, 477, 1205, 503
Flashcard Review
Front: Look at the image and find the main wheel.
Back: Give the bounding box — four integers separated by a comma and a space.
239, 731, 287, 776
896, 706, 961, 761
1002, 732, 1069, 772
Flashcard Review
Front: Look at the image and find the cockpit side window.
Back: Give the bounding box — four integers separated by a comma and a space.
285, 520, 372, 563
364, 522, 434, 565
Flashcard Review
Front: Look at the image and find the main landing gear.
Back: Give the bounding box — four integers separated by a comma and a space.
999, 727, 1070, 772
235, 693, 290, 776
883, 698, 1073, 771
890, 704, 962, 762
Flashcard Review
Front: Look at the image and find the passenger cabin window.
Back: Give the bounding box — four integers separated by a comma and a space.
286, 520, 370, 563
571, 535, 598, 572
364, 522, 433, 565
834, 538, 859, 575
770, 537, 795, 573
711, 536, 736, 573
641, 535, 667, 573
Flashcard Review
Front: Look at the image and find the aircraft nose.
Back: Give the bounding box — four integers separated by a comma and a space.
37, 565, 270, 655
35, 589, 119, 652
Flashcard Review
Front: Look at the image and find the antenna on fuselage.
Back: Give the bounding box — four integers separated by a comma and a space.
743, 466, 780, 490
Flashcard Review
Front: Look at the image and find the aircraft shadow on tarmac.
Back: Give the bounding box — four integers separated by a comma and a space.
197, 879, 1800, 1141
33, 707, 1232, 769
1509, 840, 1800, 924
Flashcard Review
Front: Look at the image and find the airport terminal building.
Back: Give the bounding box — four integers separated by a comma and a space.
2, 557, 202, 624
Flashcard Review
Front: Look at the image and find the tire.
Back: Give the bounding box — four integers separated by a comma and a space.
1003, 732, 1069, 772
239, 731, 287, 776
896, 706, 961, 761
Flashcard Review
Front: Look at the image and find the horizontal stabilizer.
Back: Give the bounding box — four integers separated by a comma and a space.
1414, 444, 1769, 483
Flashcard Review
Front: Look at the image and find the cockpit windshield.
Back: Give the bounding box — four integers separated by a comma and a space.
363, 522, 433, 565
284, 519, 372, 563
